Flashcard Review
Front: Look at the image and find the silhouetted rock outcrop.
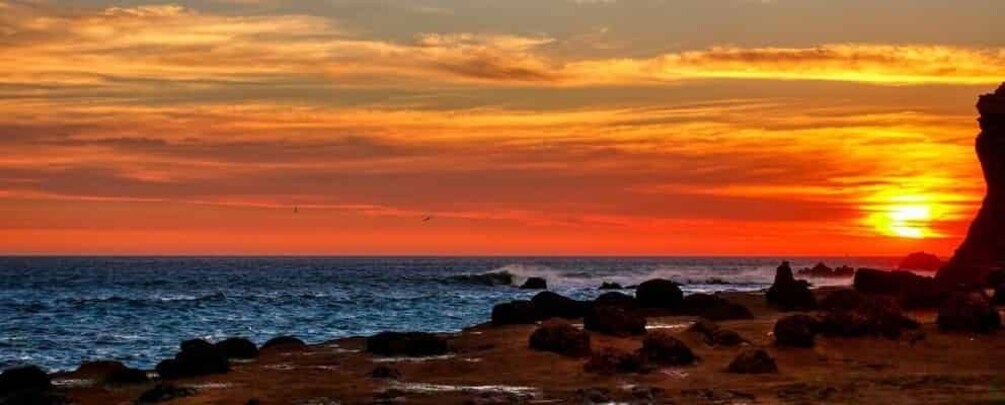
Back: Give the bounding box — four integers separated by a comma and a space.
75, 361, 148, 385
261, 336, 306, 352
155, 339, 230, 379
583, 305, 647, 337
817, 293, 919, 339
584, 348, 648, 374
766, 261, 816, 310
599, 282, 624, 290
635, 279, 684, 309
936, 291, 1001, 333
639, 332, 696, 366
774, 314, 819, 348
491, 300, 540, 325
519, 277, 547, 290
726, 349, 777, 374
938, 84, 1005, 288
215, 337, 259, 359
798, 263, 854, 278
1, 365, 54, 404
853, 268, 946, 309
898, 252, 942, 272
366, 332, 449, 357
593, 291, 637, 309
531, 291, 589, 319
528, 319, 591, 357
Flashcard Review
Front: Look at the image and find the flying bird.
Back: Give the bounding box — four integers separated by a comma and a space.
423, 216, 433, 222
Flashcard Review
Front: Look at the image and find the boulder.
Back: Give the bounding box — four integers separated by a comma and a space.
528, 319, 591, 357
994, 284, 1005, 306
635, 279, 684, 310
519, 277, 547, 290
853, 269, 946, 309
798, 263, 855, 278
599, 282, 624, 290
726, 349, 778, 374
686, 318, 720, 338
639, 332, 696, 366
0, 365, 51, 397
584, 348, 648, 375
817, 294, 919, 339
819, 288, 868, 312
75, 361, 148, 385
366, 332, 449, 357
683, 294, 754, 321
156, 339, 229, 379
584, 305, 647, 337
774, 314, 819, 348
766, 262, 816, 310
531, 291, 588, 319
215, 337, 259, 359
261, 336, 306, 351
593, 292, 637, 310
936, 291, 1002, 333
491, 300, 540, 325
898, 252, 943, 272
137, 384, 195, 404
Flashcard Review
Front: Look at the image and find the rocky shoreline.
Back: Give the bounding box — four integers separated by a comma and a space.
2, 261, 1003, 404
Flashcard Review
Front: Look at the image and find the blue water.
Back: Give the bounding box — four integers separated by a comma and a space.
0, 256, 897, 371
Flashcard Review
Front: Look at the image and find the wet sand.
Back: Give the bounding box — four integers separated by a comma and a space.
57, 291, 1005, 404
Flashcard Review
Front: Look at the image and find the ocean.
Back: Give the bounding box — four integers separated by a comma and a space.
0, 256, 898, 371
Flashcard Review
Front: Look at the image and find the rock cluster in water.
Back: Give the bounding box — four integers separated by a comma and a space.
939, 83, 1005, 288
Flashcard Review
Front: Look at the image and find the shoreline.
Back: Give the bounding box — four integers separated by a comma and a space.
9, 277, 1001, 404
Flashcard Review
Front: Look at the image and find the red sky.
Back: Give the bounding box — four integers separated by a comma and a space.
1, 1, 1002, 255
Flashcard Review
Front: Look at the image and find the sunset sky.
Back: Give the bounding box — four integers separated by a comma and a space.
1, 0, 1003, 255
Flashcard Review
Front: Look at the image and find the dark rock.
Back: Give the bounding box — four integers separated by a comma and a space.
899, 252, 943, 272
708, 329, 747, 347
798, 263, 854, 278
261, 336, 306, 351
686, 318, 720, 338
598, 282, 623, 290
584, 348, 648, 374
853, 269, 946, 309
156, 339, 229, 379
215, 337, 259, 359
766, 261, 816, 311
937, 291, 1002, 333
528, 319, 591, 357
817, 294, 920, 339
989, 269, 1005, 286
530, 291, 588, 319
366, 332, 449, 357
448, 272, 513, 286
639, 332, 696, 365
726, 349, 778, 374
635, 279, 684, 309
0, 365, 51, 398
937, 84, 1005, 288
583, 305, 647, 337
519, 277, 547, 290
684, 294, 754, 321
593, 291, 637, 310
994, 284, 1005, 306
368, 366, 402, 380
137, 384, 196, 404
819, 288, 868, 312
75, 361, 148, 385
491, 300, 540, 325
774, 314, 819, 348
575, 387, 612, 404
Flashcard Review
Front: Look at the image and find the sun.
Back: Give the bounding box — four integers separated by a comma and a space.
865, 195, 938, 239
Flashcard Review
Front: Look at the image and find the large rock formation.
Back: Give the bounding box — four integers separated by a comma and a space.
938, 83, 1005, 288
